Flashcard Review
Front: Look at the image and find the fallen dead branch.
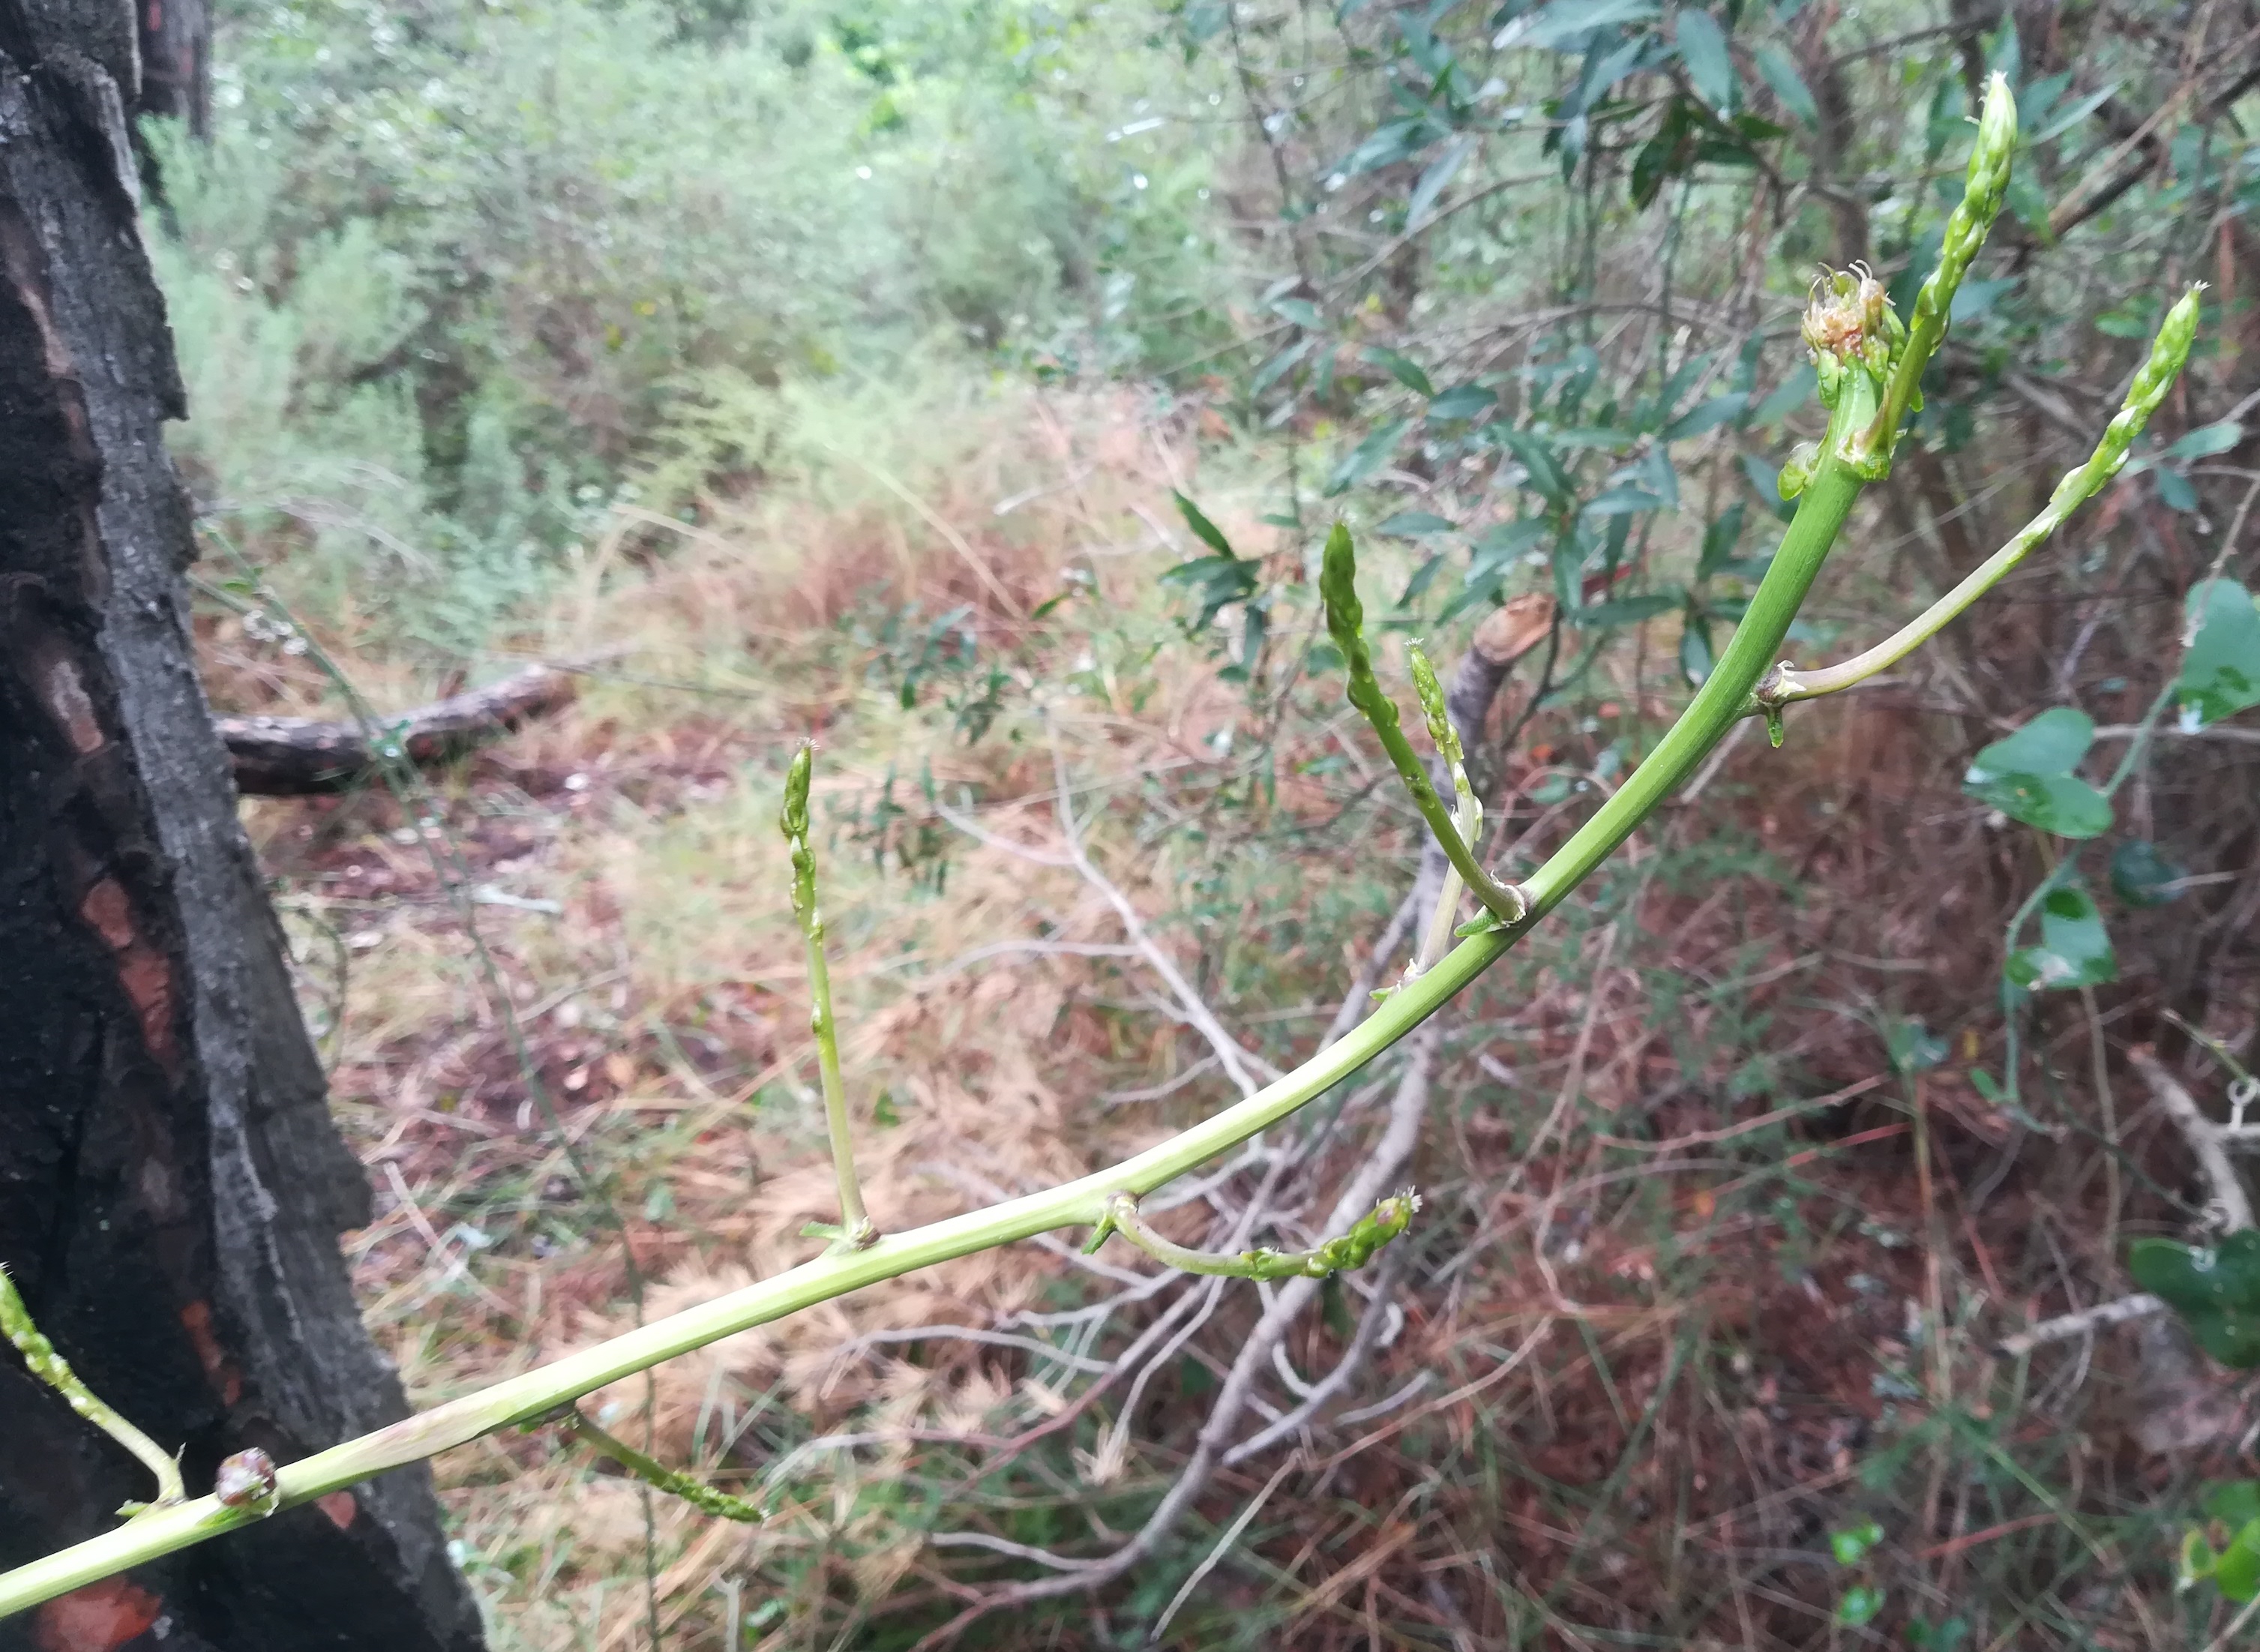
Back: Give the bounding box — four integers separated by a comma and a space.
216, 662, 577, 795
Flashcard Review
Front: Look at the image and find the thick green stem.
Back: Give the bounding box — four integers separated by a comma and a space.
1090, 1189, 1418, 1280
781, 742, 875, 1250
0, 430, 1875, 1623
1, 1267, 184, 1514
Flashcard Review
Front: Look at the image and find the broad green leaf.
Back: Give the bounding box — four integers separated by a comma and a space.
2205, 1482, 2260, 1530
1753, 43, 1818, 127
1674, 11, 1734, 112
1375, 511, 1453, 538
1969, 772, 2112, 838
2166, 421, 2243, 460
1427, 383, 1497, 422
1172, 490, 1235, 559
1325, 418, 1410, 496
2176, 578, 2260, 727
1271, 296, 1323, 328
2128, 1231, 2260, 1367
2004, 883, 2115, 990
1362, 346, 1434, 397
1950, 277, 2019, 322
1965, 709, 2109, 838
2156, 467, 2199, 512
1739, 453, 1796, 522
1966, 707, 2096, 784
2217, 1520, 2260, 1602
2110, 840, 2187, 907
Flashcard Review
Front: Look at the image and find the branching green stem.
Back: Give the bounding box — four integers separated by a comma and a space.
1757, 286, 2202, 710
562, 1411, 765, 1522
0, 80, 2080, 1618
1322, 524, 1528, 927
1, 1267, 184, 1515
1089, 1189, 1419, 1280
781, 742, 877, 1252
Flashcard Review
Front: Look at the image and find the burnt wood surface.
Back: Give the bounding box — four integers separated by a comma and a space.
0, 0, 481, 1645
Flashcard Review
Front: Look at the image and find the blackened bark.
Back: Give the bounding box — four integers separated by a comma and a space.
0, 1, 480, 1647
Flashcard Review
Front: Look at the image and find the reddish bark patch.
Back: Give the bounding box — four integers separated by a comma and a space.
178, 1299, 242, 1406
31, 1578, 160, 1652
76, 877, 179, 1078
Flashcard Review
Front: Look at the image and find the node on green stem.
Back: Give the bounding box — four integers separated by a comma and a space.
1, 1265, 186, 1516
1087, 1189, 1420, 1281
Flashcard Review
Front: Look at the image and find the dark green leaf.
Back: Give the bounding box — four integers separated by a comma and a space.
1376, 511, 1454, 538
2156, 466, 2200, 513
2130, 1231, 2260, 1368
1502, 429, 1575, 508
1679, 613, 1713, 685
1577, 592, 1679, 627
2167, 421, 2243, 460
1172, 490, 1236, 559
1581, 484, 1666, 517
1969, 771, 2112, 838
1407, 135, 1476, 225
2176, 579, 2260, 726
1325, 419, 1410, 496
2004, 883, 2115, 991
1398, 552, 1447, 607
1950, 277, 2019, 322
1739, 454, 1797, 522
1662, 391, 1749, 442
1697, 502, 1747, 579
1512, 0, 1660, 52
2111, 840, 2187, 907
1749, 370, 1815, 427
1271, 296, 1323, 328
1753, 43, 1818, 126
1674, 10, 1735, 111
1361, 346, 1435, 397
2205, 1483, 2260, 1530
1251, 337, 1316, 394
1426, 383, 1498, 422
2217, 1521, 2260, 1602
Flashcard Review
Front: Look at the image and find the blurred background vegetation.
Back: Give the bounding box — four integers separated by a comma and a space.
165, 0, 2260, 1646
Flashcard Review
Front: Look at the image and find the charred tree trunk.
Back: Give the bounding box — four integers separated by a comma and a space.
0, 1, 480, 1648
132, 0, 206, 136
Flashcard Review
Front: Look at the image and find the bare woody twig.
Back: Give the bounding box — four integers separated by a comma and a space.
1998, 1049, 2252, 1357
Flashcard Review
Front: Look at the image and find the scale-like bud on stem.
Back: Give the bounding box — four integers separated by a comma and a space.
1090, 1189, 1419, 1280
1322, 525, 1525, 928
1, 1266, 185, 1515
778, 742, 876, 1251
